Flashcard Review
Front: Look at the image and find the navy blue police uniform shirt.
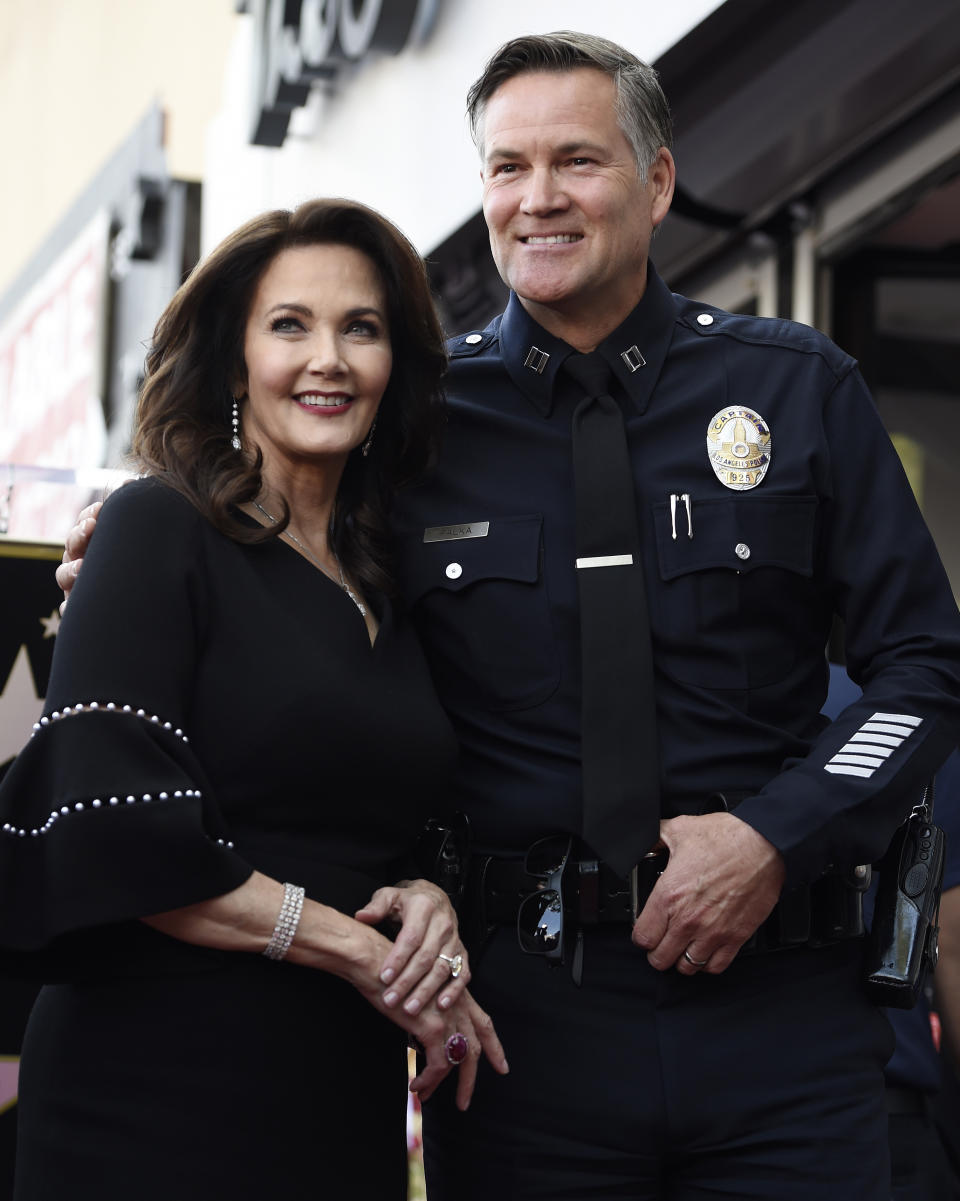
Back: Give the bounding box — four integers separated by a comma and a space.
393, 264, 960, 877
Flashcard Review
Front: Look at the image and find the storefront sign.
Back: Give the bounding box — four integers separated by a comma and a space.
251, 0, 438, 146
0, 212, 109, 543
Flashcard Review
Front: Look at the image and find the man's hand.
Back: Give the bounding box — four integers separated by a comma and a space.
55, 501, 102, 610
631, 812, 786, 975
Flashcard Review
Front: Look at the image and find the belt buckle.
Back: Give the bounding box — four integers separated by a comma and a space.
631, 849, 667, 921
577, 859, 600, 924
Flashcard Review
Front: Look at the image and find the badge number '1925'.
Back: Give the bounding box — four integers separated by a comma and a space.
706, 407, 772, 491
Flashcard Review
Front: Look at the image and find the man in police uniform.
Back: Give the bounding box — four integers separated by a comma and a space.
59, 31, 960, 1201
393, 31, 960, 1201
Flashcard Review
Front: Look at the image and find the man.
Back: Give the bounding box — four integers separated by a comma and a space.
825, 666, 960, 1200
391, 33, 960, 1200
60, 32, 960, 1200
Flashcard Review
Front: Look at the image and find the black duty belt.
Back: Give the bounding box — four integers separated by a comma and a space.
474, 851, 666, 927
467, 848, 868, 956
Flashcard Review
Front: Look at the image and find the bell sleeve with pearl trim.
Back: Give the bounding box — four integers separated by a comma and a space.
0, 478, 253, 954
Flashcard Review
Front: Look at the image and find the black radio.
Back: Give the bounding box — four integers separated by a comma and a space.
865, 787, 945, 1009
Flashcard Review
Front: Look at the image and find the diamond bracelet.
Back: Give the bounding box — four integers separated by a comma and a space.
262, 882, 306, 961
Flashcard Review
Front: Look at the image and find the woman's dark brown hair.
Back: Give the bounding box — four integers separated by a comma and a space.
133, 197, 447, 597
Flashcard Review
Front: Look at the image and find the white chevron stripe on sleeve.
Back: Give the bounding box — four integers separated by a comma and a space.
871, 712, 922, 726
848, 732, 902, 747
837, 742, 894, 758
823, 711, 922, 778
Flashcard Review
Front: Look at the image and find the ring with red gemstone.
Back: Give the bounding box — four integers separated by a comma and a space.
444, 1033, 469, 1066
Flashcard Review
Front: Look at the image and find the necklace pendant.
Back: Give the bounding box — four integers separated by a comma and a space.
253, 499, 368, 619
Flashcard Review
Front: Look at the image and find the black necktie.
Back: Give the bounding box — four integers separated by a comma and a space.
566, 352, 660, 878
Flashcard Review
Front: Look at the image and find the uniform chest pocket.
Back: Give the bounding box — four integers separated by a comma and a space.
650, 495, 821, 689
400, 515, 560, 712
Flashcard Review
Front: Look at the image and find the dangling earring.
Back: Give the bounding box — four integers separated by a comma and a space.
361, 416, 377, 458
231, 397, 242, 451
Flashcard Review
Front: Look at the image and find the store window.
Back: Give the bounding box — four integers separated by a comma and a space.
829, 171, 960, 598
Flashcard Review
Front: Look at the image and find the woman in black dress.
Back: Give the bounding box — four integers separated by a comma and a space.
0, 199, 506, 1199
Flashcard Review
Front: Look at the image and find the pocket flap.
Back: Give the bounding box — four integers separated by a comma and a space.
401, 514, 543, 601
654, 495, 817, 580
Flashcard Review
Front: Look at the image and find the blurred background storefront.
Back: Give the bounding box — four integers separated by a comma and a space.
3, 0, 958, 569
1, 0, 959, 1195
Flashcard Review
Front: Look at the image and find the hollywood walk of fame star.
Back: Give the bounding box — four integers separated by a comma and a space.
39, 609, 60, 639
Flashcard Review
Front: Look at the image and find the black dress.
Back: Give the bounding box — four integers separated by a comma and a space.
0, 478, 457, 1200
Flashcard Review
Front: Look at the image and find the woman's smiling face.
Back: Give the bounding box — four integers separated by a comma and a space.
238, 242, 392, 477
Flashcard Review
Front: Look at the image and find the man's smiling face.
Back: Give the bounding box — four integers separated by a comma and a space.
480, 67, 673, 339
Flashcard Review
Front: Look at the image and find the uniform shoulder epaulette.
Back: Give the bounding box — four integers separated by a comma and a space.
447, 320, 500, 359
674, 298, 853, 374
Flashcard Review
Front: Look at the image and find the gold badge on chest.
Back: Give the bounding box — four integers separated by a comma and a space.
706, 406, 772, 491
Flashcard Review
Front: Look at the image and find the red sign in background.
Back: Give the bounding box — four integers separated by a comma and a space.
0, 213, 109, 543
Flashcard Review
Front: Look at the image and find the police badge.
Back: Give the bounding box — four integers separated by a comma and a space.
706, 407, 772, 491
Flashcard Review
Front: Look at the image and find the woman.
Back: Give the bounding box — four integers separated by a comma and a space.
0, 198, 506, 1199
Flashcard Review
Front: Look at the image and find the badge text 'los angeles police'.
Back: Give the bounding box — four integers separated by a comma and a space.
706, 407, 772, 491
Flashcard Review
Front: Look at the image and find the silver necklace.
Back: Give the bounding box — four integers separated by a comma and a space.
252, 501, 367, 617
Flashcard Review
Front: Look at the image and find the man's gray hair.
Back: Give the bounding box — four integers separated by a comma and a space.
466, 31, 673, 176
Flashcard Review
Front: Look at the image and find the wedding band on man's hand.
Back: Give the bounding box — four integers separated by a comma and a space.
682, 949, 709, 968
437, 951, 464, 979
444, 1033, 469, 1065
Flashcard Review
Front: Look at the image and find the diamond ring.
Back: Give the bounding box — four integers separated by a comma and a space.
437, 951, 464, 979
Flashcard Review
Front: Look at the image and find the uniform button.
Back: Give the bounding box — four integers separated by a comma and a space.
696, 313, 714, 326
445, 562, 463, 579
465, 333, 482, 345
735, 543, 750, 560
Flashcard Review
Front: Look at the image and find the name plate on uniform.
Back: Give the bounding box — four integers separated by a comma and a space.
423, 522, 490, 543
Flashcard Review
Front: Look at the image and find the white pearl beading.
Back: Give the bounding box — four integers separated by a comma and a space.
0, 787, 233, 847
31, 701, 189, 742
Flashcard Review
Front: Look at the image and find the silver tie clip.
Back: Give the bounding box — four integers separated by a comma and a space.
576, 554, 634, 569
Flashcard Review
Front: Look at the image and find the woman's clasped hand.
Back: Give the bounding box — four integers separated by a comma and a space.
355, 877, 505, 1108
